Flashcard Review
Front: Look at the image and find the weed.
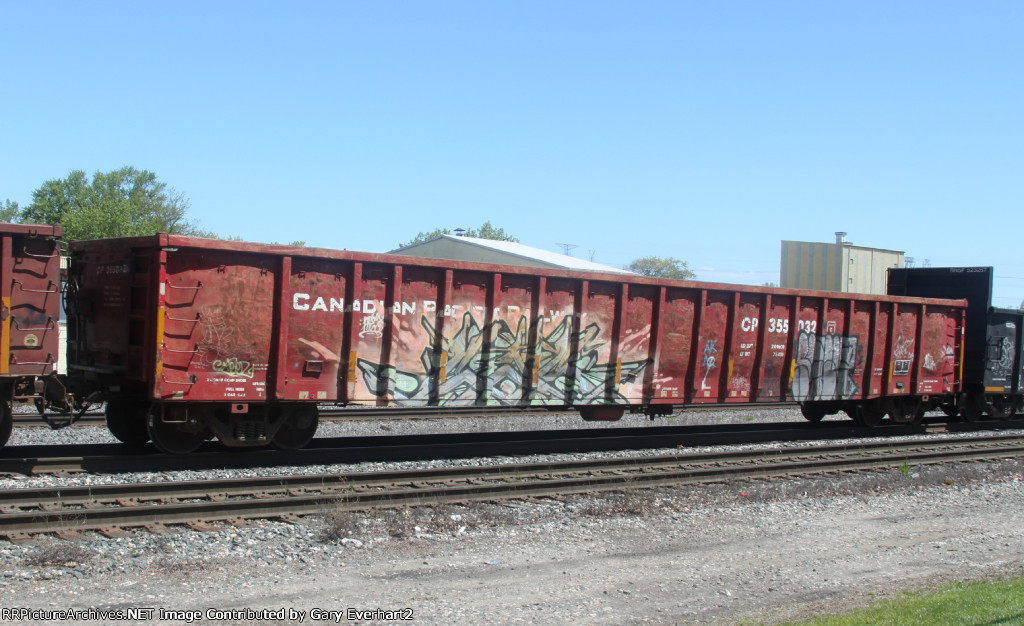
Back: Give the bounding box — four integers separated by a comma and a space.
26, 541, 92, 567
318, 508, 362, 543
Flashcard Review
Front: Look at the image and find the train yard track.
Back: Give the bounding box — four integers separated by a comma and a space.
7, 418, 1021, 477
2, 432, 1023, 538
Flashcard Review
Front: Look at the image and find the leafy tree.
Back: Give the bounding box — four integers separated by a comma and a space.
628, 256, 696, 279
398, 221, 518, 248
0, 199, 19, 223
20, 167, 208, 241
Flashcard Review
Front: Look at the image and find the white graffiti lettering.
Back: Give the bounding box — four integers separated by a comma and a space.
359, 312, 386, 338
213, 357, 255, 378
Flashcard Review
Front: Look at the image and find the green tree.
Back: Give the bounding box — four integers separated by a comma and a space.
628, 256, 697, 279
21, 167, 208, 240
0, 199, 19, 223
398, 221, 519, 248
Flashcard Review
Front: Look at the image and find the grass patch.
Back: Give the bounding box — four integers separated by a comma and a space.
791, 575, 1024, 625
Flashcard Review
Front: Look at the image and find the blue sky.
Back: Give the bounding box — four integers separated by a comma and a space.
2, 2, 1021, 307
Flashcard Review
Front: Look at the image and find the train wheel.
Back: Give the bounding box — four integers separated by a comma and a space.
886, 399, 923, 426
854, 402, 885, 427
800, 404, 826, 423
985, 396, 1015, 420
105, 400, 151, 445
0, 401, 12, 448
940, 403, 959, 418
960, 395, 983, 422
272, 406, 319, 450
147, 413, 206, 454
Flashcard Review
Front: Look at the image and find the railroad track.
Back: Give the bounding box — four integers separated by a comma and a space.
3, 433, 1023, 538
4, 418, 1008, 476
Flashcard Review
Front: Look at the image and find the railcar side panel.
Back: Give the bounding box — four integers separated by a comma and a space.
281, 257, 349, 403
156, 250, 276, 402
0, 224, 63, 379
652, 288, 696, 402
757, 295, 793, 401
536, 278, 576, 406
722, 294, 757, 402
886, 305, 919, 396
847, 301, 873, 399
439, 270, 490, 406
693, 291, 728, 402
490, 273, 534, 405
619, 285, 655, 403
581, 281, 618, 404
866, 305, 890, 397
917, 307, 960, 395
349, 263, 392, 404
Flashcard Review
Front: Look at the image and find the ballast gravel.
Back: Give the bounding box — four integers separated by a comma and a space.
0, 408, 1023, 624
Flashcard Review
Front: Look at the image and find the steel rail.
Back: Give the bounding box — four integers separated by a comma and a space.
2, 434, 1023, 537
0, 421, 959, 476
3, 417, 1022, 477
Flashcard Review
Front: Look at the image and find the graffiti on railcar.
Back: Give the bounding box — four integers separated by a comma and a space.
699, 339, 719, 390
791, 330, 861, 401
356, 312, 649, 405
989, 336, 1016, 378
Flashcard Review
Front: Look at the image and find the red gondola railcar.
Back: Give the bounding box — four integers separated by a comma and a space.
0, 223, 65, 445
66, 234, 968, 453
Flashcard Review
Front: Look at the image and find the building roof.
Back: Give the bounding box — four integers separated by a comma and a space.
391, 235, 636, 275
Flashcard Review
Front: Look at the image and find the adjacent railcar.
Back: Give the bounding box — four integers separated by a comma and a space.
66, 234, 968, 453
889, 266, 1023, 419
0, 223, 65, 446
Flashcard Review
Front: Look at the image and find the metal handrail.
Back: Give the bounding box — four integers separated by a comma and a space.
161, 374, 197, 385
161, 343, 199, 354
165, 280, 203, 290
9, 354, 55, 366
13, 318, 55, 331
165, 312, 202, 323
22, 247, 60, 259
11, 280, 57, 294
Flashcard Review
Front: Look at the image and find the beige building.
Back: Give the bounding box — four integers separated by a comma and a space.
781, 233, 904, 295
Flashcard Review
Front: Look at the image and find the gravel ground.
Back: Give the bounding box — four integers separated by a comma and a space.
1, 408, 1023, 624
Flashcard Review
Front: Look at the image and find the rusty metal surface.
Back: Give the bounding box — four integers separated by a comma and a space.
0, 223, 63, 379
68, 235, 969, 411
